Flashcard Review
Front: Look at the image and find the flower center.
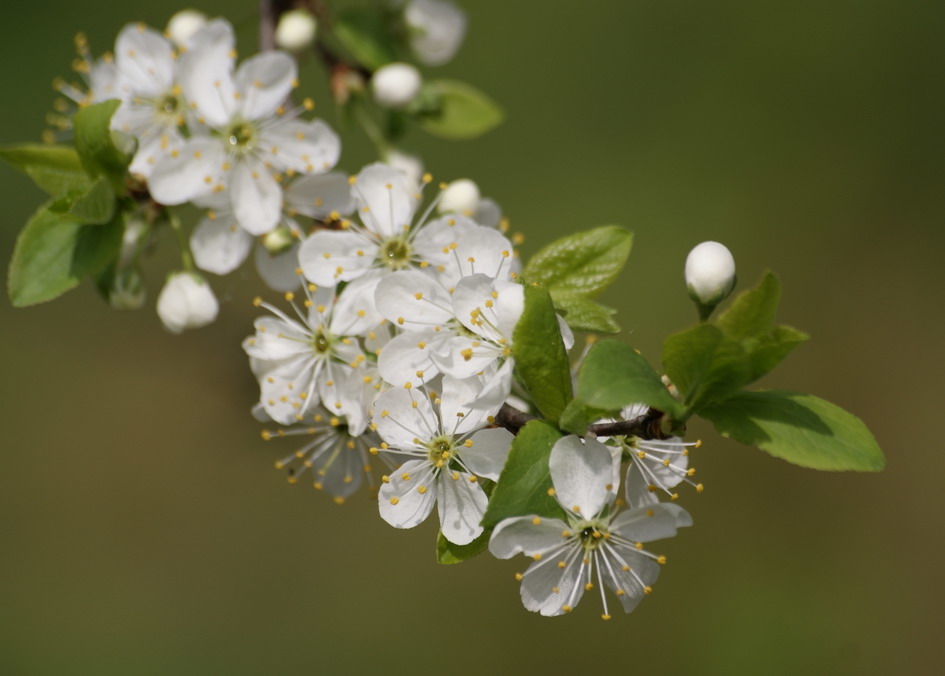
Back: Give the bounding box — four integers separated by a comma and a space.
312, 331, 332, 354
157, 93, 180, 115
425, 435, 455, 465
378, 237, 413, 269
577, 522, 607, 551
224, 119, 258, 153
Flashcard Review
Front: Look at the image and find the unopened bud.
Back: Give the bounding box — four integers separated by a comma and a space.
275, 9, 318, 52
437, 178, 480, 215
371, 63, 422, 109
156, 272, 219, 334
166, 9, 208, 46
405, 0, 467, 67
685, 241, 736, 318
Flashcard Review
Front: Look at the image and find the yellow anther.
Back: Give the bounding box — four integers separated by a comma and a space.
644, 586, 653, 595
284, 291, 294, 302
696, 483, 705, 493
514, 572, 523, 581
584, 583, 594, 591
547, 488, 556, 497
531, 517, 541, 525
657, 555, 667, 565
303, 97, 315, 110
532, 553, 542, 561
389, 497, 399, 505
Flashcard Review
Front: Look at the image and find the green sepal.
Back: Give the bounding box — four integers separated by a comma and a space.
512, 284, 573, 421
0, 143, 91, 195
334, 9, 397, 70
72, 100, 132, 193
701, 390, 886, 472
436, 528, 491, 565
417, 80, 504, 140
8, 196, 125, 307
481, 420, 566, 529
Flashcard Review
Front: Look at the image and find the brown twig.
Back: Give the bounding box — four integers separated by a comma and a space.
494, 403, 671, 440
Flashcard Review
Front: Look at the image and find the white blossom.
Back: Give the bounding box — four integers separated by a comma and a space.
489, 435, 693, 618
275, 9, 318, 52
685, 241, 736, 306
156, 271, 219, 333
404, 0, 467, 66
371, 63, 422, 109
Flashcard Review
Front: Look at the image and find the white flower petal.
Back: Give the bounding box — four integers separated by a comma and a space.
549, 436, 620, 518
440, 225, 516, 285
244, 316, 311, 362
624, 462, 662, 510
254, 242, 302, 292
231, 157, 282, 234
452, 275, 522, 341
488, 516, 570, 559
438, 373, 495, 435
258, 356, 319, 424
405, 0, 467, 67
285, 171, 355, 218
115, 24, 175, 97
379, 459, 438, 528
179, 23, 237, 127
461, 427, 513, 480
431, 335, 501, 380
329, 270, 384, 336
473, 197, 502, 228
611, 503, 693, 542
372, 387, 436, 451
191, 215, 252, 275
148, 137, 225, 205
374, 270, 453, 329
352, 163, 419, 238
262, 119, 340, 174
466, 359, 514, 411
437, 470, 487, 545
235, 51, 297, 121
298, 230, 376, 286
521, 547, 585, 617
598, 548, 659, 613
378, 329, 443, 387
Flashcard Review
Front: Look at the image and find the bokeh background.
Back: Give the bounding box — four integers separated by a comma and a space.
2, 1, 944, 674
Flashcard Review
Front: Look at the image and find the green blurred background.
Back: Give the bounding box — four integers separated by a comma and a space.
2, 1, 944, 674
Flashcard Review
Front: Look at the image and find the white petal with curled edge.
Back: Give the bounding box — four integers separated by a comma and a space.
375, 270, 453, 329
352, 163, 419, 238
549, 436, 620, 518
262, 119, 341, 174
372, 387, 435, 451
298, 230, 376, 287
235, 51, 297, 121
461, 427, 513, 480
191, 215, 253, 275
379, 458, 438, 529
115, 24, 174, 97
599, 549, 659, 613
410, 214, 477, 271
179, 23, 236, 128
254, 242, 301, 292
521, 547, 585, 616
285, 171, 355, 219
611, 503, 693, 542
148, 137, 226, 205
437, 471, 488, 545
438, 374, 494, 435
330, 270, 384, 336
377, 329, 443, 387
231, 157, 282, 235
488, 516, 570, 559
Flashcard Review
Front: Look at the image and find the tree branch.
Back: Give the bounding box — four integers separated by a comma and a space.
494, 403, 671, 440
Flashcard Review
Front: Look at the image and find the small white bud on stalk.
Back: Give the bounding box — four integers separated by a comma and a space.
386, 149, 425, 186
405, 0, 467, 67
165, 9, 208, 46
275, 9, 318, 52
157, 272, 219, 334
371, 63, 422, 109
437, 178, 480, 215
685, 241, 736, 319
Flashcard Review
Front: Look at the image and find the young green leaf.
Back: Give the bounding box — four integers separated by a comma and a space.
418, 80, 504, 140
63, 176, 116, 224
522, 225, 633, 299
716, 271, 780, 339
558, 397, 610, 436
701, 390, 885, 472
576, 339, 686, 419
436, 529, 491, 565
662, 323, 751, 412
481, 420, 566, 528
745, 325, 809, 382
8, 198, 125, 307
512, 284, 573, 421
334, 9, 397, 70
549, 292, 620, 333
72, 100, 132, 192
0, 144, 91, 195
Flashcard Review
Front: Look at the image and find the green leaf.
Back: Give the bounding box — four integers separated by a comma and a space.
746, 324, 809, 382
72, 100, 131, 192
551, 293, 620, 333
701, 390, 885, 472
436, 529, 491, 565
334, 9, 397, 70
523, 226, 633, 299
0, 144, 91, 195
558, 397, 610, 436
716, 271, 780, 339
418, 80, 504, 140
576, 340, 686, 419
662, 323, 751, 411
512, 285, 573, 421
8, 197, 125, 307
62, 177, 116, 224
482, 421, 565, 528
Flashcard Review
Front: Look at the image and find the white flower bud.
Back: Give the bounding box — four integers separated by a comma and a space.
156, 272, 219, 334
386, 149, 425, 186
275, 9, 318, 52
685, 241, 736, 306
437, 178, 480, 215
165, 9, 208, 46
405, 0, 467, 66
371, 63, 422, 109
